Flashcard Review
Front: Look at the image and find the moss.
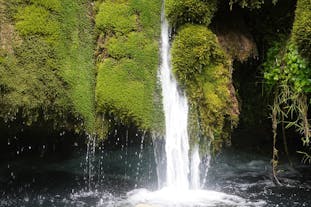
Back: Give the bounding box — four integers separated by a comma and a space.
58, 0, 96, 132
29, 0, 62, 12
95, 0, 163, 133
95, 1, 137, 35
165, 0, 217, 27
292, 0, 311, 60
0, 0, 96, 132
171, 24, 238, 150
15, 5, 60, 38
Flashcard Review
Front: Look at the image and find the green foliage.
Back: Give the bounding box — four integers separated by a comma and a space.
165, 0, 217, 26
264, 41, 311, 94
292, 0, 311, 60
0, 0, 96, 132
95, 0, 163, 132
171, 24, 238, 150
228, 0, 278, 9
263, 39, 311, 162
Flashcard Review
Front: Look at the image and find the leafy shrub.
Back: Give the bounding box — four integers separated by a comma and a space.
264, 40, 311, 94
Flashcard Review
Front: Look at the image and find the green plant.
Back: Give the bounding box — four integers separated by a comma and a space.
263, 39, 311, 172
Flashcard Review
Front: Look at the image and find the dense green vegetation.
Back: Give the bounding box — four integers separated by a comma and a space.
95, 0, 163, 133
165, 0, 239, 151
0, 0, 95, 132
171, 25, 238, 151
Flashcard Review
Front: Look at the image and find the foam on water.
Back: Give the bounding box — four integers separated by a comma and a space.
126, 187, 266, 207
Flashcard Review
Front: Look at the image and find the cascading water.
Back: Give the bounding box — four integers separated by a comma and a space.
159, 8, 191, 190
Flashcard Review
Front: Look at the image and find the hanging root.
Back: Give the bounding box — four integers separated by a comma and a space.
271, 98, 282, 186
281, 114, 292, 166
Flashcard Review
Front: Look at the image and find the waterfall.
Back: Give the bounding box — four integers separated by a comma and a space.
127, 3, 259, 206
159, 4, 199, 190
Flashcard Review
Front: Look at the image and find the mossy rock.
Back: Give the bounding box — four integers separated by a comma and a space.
292, 0, 311, 60
171, 24, 238, 150
0, 0, 96, 132
95, 0, 163, 134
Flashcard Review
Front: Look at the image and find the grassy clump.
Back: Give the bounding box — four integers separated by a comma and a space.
95, 0, 163, 133
292, 0, 311, 60
165, 0, 217, 27
0, 0, 96, 132
171, 24, 238, 151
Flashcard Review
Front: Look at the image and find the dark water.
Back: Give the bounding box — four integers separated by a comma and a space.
0, 144, 311, 207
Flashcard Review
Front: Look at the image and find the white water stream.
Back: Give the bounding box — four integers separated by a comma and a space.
159, 9, 191, 190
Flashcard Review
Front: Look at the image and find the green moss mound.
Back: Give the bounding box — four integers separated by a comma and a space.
165, 0, 217, 26
171, 24, 238, 150
95, 0, 163, 133
0, 0, 95, 132
292, 0, 311, 60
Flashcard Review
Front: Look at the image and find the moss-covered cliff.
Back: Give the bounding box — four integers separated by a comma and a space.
0, 0, 95, 132
94, 0, 163, 135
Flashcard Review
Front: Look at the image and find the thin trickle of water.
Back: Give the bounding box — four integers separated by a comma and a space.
124, 130, 129, 176
85, 135, 96, 190
135, 131, 146, 184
